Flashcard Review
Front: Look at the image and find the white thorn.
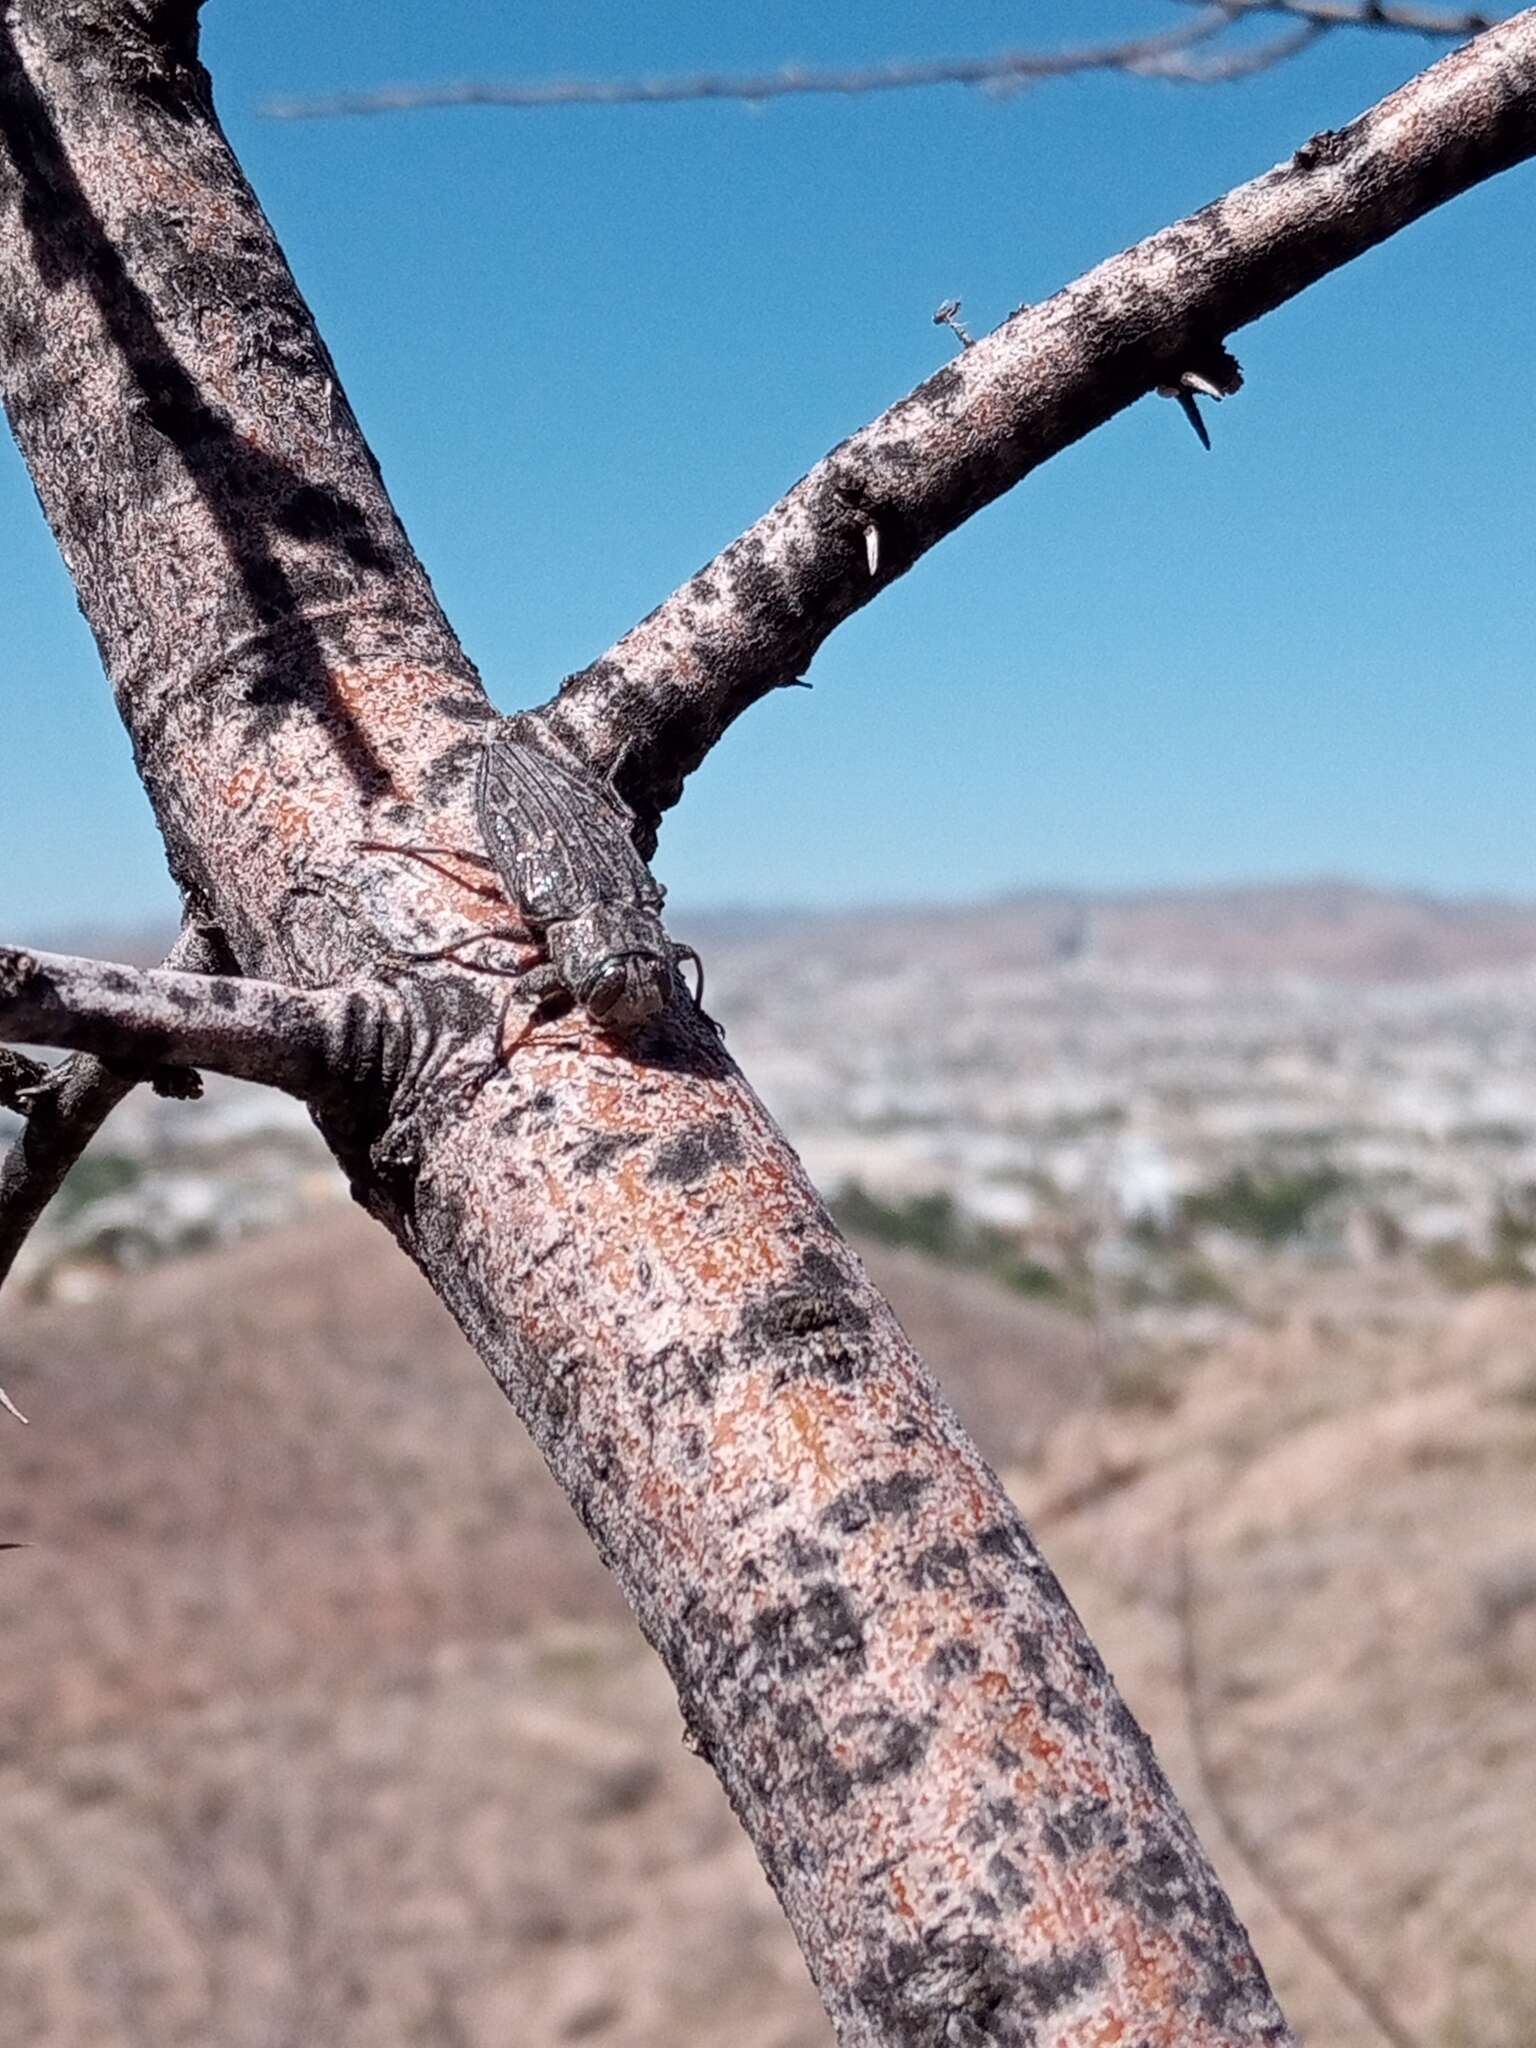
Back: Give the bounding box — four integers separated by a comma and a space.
0, 1384, 28, 1425
864, 522, 881, 577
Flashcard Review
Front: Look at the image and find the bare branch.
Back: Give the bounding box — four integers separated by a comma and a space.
1152, 21, 1329, 78
0, 921, 227, 1297
261, 3, 1511, 124
534, 10, 1536, 840
260, 12, 1240, 120
0, 946, 397, 1106
1175, 1512, 1424, 2048
1173, 0, 1499, 34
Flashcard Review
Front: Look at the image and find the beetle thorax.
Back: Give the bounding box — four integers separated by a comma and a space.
549, 904, 674, 1032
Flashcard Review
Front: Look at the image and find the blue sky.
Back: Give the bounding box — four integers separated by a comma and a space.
3, 3, 1533, 933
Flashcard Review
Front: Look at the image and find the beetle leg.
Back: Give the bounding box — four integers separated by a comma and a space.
356, 840, 504, 899
400, 929, 537, 970
672, 944, 705, 1008
672, 945, 725, 1037
498, 964, 577, 1060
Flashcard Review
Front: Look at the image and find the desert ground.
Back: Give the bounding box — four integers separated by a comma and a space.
2, 1203, 1532, 2047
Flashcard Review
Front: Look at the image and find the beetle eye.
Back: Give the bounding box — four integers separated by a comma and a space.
584, 960, 630, 1019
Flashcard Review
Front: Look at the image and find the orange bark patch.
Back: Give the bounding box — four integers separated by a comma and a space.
272, 795, 314, 849
220, 763, 265, 812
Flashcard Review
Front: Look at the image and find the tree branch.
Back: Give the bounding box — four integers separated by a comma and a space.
1173, 0, 1499, 33
259, 13, 1243, 120
0, 920, 224, 1298
0, 946, 396, 1107
531, 10, 1536, 844
262, 4, 1510, 123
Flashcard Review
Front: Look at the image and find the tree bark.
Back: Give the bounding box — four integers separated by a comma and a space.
0, 920, 221, 1293
4, 4, 1531, 2040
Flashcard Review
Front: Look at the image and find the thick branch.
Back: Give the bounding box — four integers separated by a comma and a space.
0, 920, 221, 1296
0, 946, 393, 1104
535, 10, 1536, 841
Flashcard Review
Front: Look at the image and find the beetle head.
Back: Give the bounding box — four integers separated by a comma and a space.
550, 907, 674, 1033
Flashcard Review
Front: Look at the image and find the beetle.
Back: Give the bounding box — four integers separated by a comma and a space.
363, 724, 706, 1052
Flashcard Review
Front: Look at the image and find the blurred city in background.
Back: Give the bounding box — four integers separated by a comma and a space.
5, 883, 1535, 2046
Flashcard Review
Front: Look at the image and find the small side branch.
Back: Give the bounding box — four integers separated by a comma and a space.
0, 923, 225, 1298
535, 10, 1536, 840
0, 947, 396, 1108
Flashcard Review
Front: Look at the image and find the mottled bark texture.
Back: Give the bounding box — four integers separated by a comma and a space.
2, 3, 1531, 2040
0, 920, 221, 1292
542, 9, 1536, 852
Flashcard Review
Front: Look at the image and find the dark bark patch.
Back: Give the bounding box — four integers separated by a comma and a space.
571, 1130, 643, 1176
961, 1797, 1022, 1851
1108, 1836, 1194, 1924
752, 1579, 865, 1680
986, 1852, 1032, 1911
782, 1528, 837, 1573
908, 1539, 971, 1591
976, 1519, 1039, 1566
759, 1698, 853, 1814
419, 734, 484, 807
1017, 1943, 1105, 2017
275, 483, 394, 574
1034, 1683, 1089, 1737
736, 1249, 873, 1389
854, 1931, 1034, 2047
1013, 1629, 1048, 1681
625, 1337, 726, 1411
428, 693, 496, 726
835, 1706, 932, 1786
821, 1470, 932, 1534
649, 1115, 743, 1186
926, 1639, 981, 1684
1041, 1796, 1122, 1863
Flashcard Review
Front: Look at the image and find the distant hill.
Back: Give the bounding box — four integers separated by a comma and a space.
689, 880, 1536, 982
37, 881, 1536, 985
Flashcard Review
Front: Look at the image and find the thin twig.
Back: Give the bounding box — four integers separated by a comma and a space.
260, 13, 1240, 119
1152, 21, 1330, 77
1172, 0, 1498, 33
1176, 1509, 1424, 2048
261, 2, 1506, 123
